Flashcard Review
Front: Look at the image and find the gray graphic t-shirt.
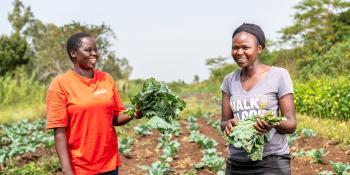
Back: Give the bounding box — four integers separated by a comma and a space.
221, 66, 293, 162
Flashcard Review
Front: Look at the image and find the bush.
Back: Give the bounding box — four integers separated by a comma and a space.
295, 76, 350, 120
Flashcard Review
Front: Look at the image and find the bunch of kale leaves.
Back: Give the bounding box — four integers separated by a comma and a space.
226, 111, 286, 161
124, 78, 186, 129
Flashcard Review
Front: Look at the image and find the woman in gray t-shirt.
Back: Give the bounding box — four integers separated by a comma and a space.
221, 23, 296, 175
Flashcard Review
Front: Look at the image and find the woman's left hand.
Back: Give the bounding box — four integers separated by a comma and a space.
134, 108, 143, 119
254, 117, 273, 134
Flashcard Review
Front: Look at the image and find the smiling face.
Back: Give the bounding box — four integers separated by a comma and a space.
71, 37, 99, 70
232, 31, 262, 68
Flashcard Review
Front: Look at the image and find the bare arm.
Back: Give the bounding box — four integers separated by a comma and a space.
54, 128, 74, 175
274, 93, 297, 134
255, 93, 297, 134
220, 91, 239, 136
113, 110, 142, 126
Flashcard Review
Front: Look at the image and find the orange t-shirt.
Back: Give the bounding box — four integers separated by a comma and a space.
46, 69, 125, 175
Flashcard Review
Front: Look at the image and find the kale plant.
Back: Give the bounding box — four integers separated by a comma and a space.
124, 78, 186, 129
225, 111, 286, 161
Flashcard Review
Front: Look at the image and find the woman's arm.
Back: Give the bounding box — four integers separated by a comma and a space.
255, 94, 296, 134
221, 91, 239, 136
274, 93, 297, 134
54, 128, 74, 175
113, 110, 142, 126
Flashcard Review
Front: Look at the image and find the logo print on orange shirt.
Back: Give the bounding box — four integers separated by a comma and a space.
93, 89, 108, 96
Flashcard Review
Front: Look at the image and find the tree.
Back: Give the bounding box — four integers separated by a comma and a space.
0, 34, 29, 76
205, 56, 229, 71
280, 0, 350, 54
205, 56, 238, 82
193, 75, 200, 83
101, 53, 133, 80
24, 20, 118, 81
8, 0, 34, 35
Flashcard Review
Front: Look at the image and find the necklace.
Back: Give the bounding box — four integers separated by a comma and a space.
241, 68, 270, 83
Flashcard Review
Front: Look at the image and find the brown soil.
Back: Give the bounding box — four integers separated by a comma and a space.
169, 121, 202, 174
119, 131, 161, 174
291, 136, 350, 175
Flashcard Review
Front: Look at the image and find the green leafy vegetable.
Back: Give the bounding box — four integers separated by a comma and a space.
140, 161, 174, 175
306, 148, 328, 164
118, 137, 133, 156
331, 161, 350, 175
124, 78, 186, 129
225, 111, 287, 161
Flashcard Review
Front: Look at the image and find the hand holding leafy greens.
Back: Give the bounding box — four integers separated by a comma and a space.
124, 78, 186, 129
225, 111, 287, 161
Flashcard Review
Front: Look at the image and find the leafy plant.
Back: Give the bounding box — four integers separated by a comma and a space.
118, 137, 133, 156
331, 161, 350, 175
0, 119, 54, 163
160, 140, 181, 162
317, 171, 334, 175
292, 149, 306, 157
300, 128, 317, 137
225, 111, 287, 161
140, 161, 174, 175
288, 132, 298, 146
195, 148, 225, 171
187, 116, 197, 124
306, 148, 328, 164
157, 132, 172, 149
124, 78, 186, 128
134, 124, 152, 136
169, 121, 181, 137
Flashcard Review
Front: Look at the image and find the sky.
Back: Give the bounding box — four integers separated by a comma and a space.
0, 0, 300, 83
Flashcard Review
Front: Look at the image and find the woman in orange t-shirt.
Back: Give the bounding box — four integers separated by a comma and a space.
46, 32, 142, 175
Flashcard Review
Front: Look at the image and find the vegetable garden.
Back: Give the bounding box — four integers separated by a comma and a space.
1, 90, 349, 175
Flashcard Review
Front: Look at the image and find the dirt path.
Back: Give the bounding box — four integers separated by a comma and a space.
119, 131, 161, 174
169, 121, 203, 174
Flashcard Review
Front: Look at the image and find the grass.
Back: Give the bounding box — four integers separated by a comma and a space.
297, 114, 350, 145
1, 151, 60, 175
179, 93, 220, 119
0, 103, 46, 123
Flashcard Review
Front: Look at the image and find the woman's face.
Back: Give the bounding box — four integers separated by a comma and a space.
71, 37, 99, 70
232, 32, 262, 68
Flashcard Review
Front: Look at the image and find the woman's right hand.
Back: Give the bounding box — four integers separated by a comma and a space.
224, 118, 239, 136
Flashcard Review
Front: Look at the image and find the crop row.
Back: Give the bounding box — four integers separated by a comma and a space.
186, 116, 225, 174
0, 119, 53, 164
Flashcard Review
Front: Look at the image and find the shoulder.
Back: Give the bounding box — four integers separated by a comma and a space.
223, 69, 240, 82
270, 66, 291, 78
271, 66, 290, 75
95, 69, 115, 82
48, 71, 71, 91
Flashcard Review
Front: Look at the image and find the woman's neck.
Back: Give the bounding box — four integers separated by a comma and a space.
73, 66, 94, 78
241, 63, 266, 78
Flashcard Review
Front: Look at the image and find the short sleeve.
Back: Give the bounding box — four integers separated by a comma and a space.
277, 68, 294, 98
46, 78, 68, 129
113, 86, 126, 116
221, 72, 234, 95
106, 74, 126, 116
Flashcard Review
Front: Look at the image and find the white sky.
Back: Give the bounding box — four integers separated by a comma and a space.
0, 0, 300, 83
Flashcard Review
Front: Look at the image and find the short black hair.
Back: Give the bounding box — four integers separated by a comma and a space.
66, 32, 91, 60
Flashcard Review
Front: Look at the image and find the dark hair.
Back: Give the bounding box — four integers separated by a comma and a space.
232, 23, 266, 49
66, 32, 91, 60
